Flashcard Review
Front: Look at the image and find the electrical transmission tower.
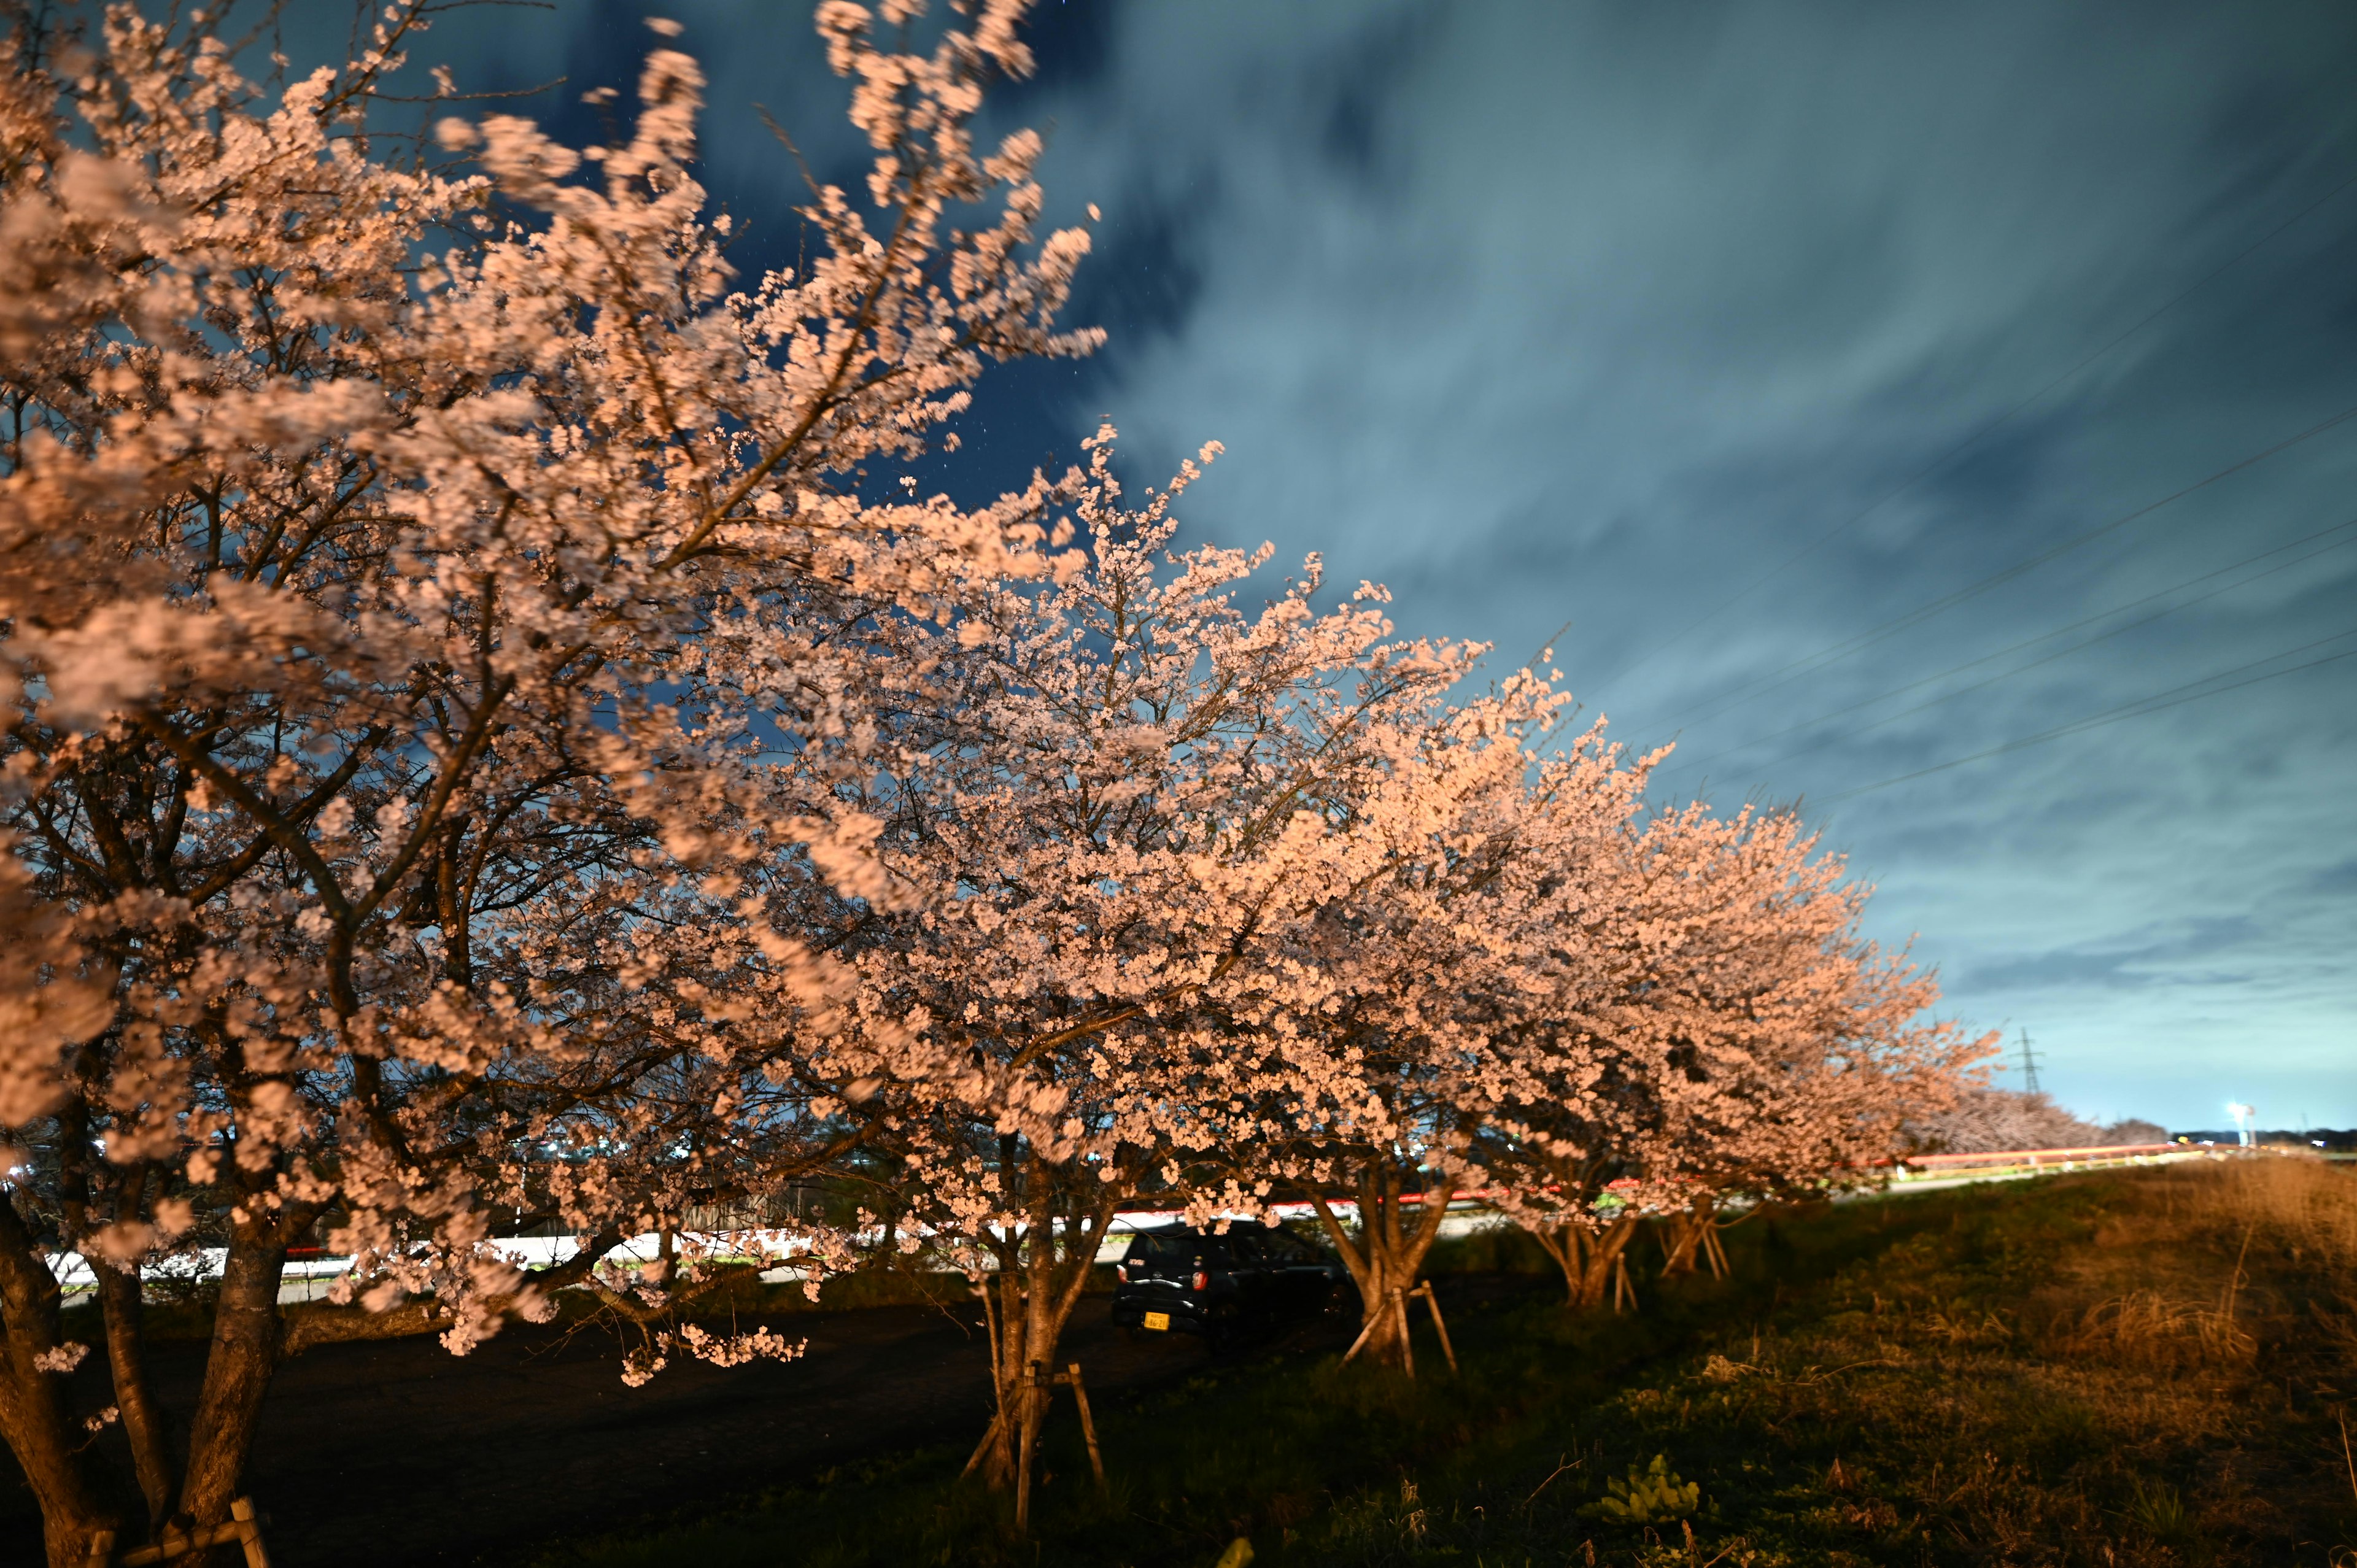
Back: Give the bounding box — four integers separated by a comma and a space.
2016, 1027, 2043, 1095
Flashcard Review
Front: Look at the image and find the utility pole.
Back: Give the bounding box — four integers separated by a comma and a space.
2016, 1027, 2043, 1095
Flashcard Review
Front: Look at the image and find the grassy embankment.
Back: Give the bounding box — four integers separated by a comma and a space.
538, 1157, 2357, 1568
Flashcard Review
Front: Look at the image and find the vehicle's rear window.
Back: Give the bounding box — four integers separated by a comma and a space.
1124, 1228, 1217, 1262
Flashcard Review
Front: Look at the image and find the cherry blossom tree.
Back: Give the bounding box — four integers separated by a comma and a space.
2099, 1116, 2168, 1146
0, 0, 1096, 1557
1253, 699, 1645, 1366
792, 427, 1485, 1515
1911, 1087, 2108, 1154
1639, 808, 1983, 1275
1493, 800, 1989, 1304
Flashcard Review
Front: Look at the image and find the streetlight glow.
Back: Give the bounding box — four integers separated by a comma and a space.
2225, 1102, 2256, 1148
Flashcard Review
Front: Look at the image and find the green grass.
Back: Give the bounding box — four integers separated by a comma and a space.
533, 1159, 2357, 1568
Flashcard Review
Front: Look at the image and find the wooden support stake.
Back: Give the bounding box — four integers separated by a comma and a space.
1393, 1288, 1415, 1380
960, 1410, 1004, 1480
1611, 1252, 1637, 1314
231, 1498, 271, 1568
1062, 1363, 1107, 1491
1414, 1283, 1459, 1377
122, 1524, 184, 1566
1339, 1302, 1383, 1365
92, 1497, 268, 1568
1015, 1361, 1041, 1533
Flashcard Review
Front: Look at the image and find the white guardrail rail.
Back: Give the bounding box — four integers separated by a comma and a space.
44, 1151, 2274, 1302
41, 1196, 1513, 1303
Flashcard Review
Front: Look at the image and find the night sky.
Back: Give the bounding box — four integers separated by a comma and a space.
300, 0, 2357, 1130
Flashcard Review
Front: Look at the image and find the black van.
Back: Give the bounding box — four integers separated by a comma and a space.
1108, 1222, 1350, 1346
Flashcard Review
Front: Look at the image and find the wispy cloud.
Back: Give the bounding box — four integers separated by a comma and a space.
373, 0, 2357, 1127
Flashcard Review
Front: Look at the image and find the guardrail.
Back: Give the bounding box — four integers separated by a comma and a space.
45, 1148, 2294, 1297
1889, 1141, 2247, 1184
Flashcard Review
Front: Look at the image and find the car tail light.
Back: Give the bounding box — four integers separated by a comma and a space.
1191, 1269, 1209, 1291
1115, 1263, 1128, 1282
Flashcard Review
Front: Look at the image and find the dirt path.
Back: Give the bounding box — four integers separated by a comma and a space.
1, 1294, 1218, 1566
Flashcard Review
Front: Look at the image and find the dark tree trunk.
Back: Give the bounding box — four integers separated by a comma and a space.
0, 1194, 110, 1567
1525, 1218, 1585, 1306
975, 1157, 1120, 1534
1573, 1213, 1641, 1308
1660, 1196, 1713, 1277
96, 1259, 174, 1530
174, 1215, 295, 1532
1308, 1163, 1455, 1375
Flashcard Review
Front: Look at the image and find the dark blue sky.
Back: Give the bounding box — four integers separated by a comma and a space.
320, 0, 2357, 1129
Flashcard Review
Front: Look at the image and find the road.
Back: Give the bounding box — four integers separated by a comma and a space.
0, 1293, 1228, 1566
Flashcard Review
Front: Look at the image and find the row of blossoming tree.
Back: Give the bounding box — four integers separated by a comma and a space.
0, 2, 1987, 1559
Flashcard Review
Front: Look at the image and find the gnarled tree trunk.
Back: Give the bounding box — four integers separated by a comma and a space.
0, 1193, 107, 1568
1308, 1164, 1455, 1374
1575, 1213, 1641, 1308
1658, 1194, 1717, 1277
1522, 1210, 1642, 1309
96, 1258, 172, 1534
174, 1215, 301, 1533
972, 1157, 1120, 1532
0, 1155, 327, 1566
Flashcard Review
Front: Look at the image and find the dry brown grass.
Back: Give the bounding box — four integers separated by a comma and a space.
2055, 1287, 2257, 1369
1645, 1155, 2357, 1565
2045, 1152, 2356, 1335
2183, 1153, 2357, 1279
550, 1157, 2357, 1568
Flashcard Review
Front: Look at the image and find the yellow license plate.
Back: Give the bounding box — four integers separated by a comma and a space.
1143, 1311, 1171, 1332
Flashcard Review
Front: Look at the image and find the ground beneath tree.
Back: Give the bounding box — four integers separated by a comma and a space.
1, 1292, 1315, 1566
517, 1170, 2357, 1568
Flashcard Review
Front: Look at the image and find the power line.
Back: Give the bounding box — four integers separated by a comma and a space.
1813, 626, 2357, 803
1656, 400, 2357, 732
1674, 514, 2357, 774
1597, 164, 2357, 696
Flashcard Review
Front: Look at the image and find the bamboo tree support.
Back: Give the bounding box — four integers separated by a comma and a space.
234, 1500, 272, 1568
1339, 1299, 1384, 1364
961, 1278, 1008, 1482
87, 1498, 271, 1568
959, 1411, 1004, 1480
1411, 1282, 1459, 1376
1015, 1381, 1037, 1532
1010, 1357, 1113, 1529
1055, 1362, 1107, 1491
1611, 1251, 1638, 1314
1014, 1359, 1046, 1534
1703, 1223, 1732, 1279
1339, 1286, 1438, 1377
